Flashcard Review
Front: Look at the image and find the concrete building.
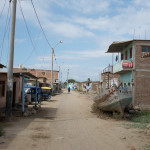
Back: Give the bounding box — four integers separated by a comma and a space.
107, 40, 150, 108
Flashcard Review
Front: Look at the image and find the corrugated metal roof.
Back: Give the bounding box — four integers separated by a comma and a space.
107, 40, 133, 53
107, 40, 150, 53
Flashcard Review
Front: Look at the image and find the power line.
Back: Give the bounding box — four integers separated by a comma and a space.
18, 0, 39, 65
0, 0, 7, 20
5, 2, 11, 67
30, 0, 52, 49
30, 0, 63, 71
0, 2, 11, 63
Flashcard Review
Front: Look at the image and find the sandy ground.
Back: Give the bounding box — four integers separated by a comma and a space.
0, 90, 150, 150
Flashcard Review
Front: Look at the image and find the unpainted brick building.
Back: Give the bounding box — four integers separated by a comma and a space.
107, 40, 150, 108
13, 67, 59, 85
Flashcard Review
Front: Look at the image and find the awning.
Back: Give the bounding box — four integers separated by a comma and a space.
107, 40, 150, 53
14, 72, 38, 79
107, 40, 133, 53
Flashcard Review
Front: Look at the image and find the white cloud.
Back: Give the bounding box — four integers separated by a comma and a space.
46, 22, 94, 38
133, 0, 150, 7
37, 49, 110, 62
63, 50, 109, 58
52, 0, 110, 14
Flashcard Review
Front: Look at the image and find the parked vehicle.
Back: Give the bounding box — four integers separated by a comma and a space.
41, 87, 52, 100
24, 86, 41, 102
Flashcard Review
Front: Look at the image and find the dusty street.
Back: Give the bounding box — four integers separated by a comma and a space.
0, 90, 149, 150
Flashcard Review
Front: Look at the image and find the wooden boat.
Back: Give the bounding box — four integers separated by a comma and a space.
94, 89, 132, 115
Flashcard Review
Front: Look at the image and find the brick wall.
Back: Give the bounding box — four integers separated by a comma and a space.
101, 73, 120, 88
92, 82, 100, 93
13, 68, 59, 83
134, 41, 150, 106
135, 43, 150, 70
134, 71, 150, 106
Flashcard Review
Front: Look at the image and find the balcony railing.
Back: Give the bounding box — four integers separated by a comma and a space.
103, 65, 113, 73
113, 60, 133, 73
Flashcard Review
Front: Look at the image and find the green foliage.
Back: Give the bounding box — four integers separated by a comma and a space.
144, 145, 150, 150
87, 78, 91, 82
64, 82, 67, 86
0, 126, 4, 136
129, 111, 150, 124
124, 123, 148, 129
124, 111, 150, 129
68, 79, 76, 83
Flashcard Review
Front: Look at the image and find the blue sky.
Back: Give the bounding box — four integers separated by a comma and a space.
0, 0, 150, 81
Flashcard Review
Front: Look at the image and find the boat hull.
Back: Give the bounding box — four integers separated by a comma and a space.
98, 95, 132, 113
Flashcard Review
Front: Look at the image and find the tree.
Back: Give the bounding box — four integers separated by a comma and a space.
67, 79, 76, 83
87, 78, 91, 86
87, 78, 91, 82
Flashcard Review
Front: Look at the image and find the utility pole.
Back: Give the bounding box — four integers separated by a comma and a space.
50, 41, 63, 95
67, 69, 69, 88
6, 0, 17, 120
61, 72, 62, 83
51, 48, 54, 95
59, 66, 60, 83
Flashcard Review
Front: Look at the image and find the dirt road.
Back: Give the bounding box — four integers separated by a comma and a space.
0, 90, 149, 150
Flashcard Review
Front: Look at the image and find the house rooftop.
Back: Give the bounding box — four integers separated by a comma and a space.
13, 68, 59, 72
107, 40, 150, 53
0, 71, 37, 79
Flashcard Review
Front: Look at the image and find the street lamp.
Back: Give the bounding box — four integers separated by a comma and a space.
51, 41, 63, 95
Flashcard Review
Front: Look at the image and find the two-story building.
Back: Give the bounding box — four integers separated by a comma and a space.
107, 40, 150, 109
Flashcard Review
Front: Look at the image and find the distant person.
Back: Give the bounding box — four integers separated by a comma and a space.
127, 82, 132, 93
68, 86, 70, 93
119, 83, 123, 93
123, 83, 128, 93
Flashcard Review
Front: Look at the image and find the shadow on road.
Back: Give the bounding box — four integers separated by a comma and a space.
0, 100, 58, 149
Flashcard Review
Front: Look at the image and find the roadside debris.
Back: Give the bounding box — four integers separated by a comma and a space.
146, 124, 150, 136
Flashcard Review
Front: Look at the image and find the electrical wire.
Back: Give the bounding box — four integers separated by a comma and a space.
21, 0, 61, 71
18, 0, 37, 52
5, 2, 11, 67
30, 0, 52, 49
18, 0, 41, 65
0, 2, 11, 63
30, 0, 64, 71
0, 0, 7, 20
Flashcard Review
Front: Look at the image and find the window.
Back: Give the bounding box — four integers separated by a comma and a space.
0, 81, 5, 97
130, 48, 132, 58
142, 46, 150, 52
121, 53, 124, 60
125, 51, 128, 60
42, 72, 45, 75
